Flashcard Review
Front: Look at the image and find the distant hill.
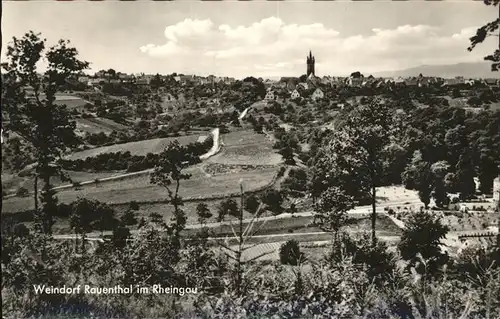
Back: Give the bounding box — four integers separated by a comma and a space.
373, 62, 500, 79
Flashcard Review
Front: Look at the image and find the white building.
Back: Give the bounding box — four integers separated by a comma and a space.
494, 176, 500, 203
290, 89, 301, 100
298, 82, 309, 90
78, 76, 89, 83
311, 88, 324, 101
264, 90, 275, 101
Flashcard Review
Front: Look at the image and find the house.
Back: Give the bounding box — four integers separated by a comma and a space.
373, 79, 386, 89
174, 76, 181, 83
164, 93, 176, 102
135, 77, 150, 85
394, 77, 406, 87
307, 74, 321, 86
118, 74, 134, 83
493, 176, 500, 202
455, 76, 465, 84
221, 77, 234, 85
88, 78, 105, 86
311, 88, 324, 101
347, 77, 363, 87
406, 78, 419, 87
290, 89, 301, 100
484, 78, 498, 87
280, 77, 299, 91
443, 78, 459, 86
264, 90, 276, 101
297, 82, 309, 90
210, 98, 221, 106
78, 76, 89, 84
110, 79, 121, 84
418, 77, 432, 87
321, 76, 333, 85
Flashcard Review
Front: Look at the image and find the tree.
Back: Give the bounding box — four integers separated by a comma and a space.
398, 210, 450, 276
2, 32, 89, 236
456, 151, 476, 200
216, 182, 270, 297
261, 189, 284, 216
278, 146, 295, 165
112, 224, 131, 249
150, 140, 200, 237
468, 0, 500, 72
310, 99, 393, 246
70, 198, 97, 253
217, 199, 239, 222
92, 202, 117, 236
313, 187, 354, 241
282, 168, 308, 198
150, 73, 163, 89
402, 151, 434, 209
430, 161, 451, 208
129, 201, 140, 211
244, 194, 261, 215
279, 240, 305, 266
120, 210, 138, 226
196, 203, 212, 225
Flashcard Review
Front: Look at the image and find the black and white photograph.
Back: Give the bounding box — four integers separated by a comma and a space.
1, 1, 500, 318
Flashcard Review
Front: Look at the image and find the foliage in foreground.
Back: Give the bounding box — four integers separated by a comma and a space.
2, 223, 499, 319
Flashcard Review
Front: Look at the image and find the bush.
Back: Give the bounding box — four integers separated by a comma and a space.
277, 166, 286, 178
279, 240, 304, 266
16, 187, 29, 197
129, 201, 140, 211
398, 210, 450, 276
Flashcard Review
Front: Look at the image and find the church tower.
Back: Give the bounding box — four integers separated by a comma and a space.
306, 50, 315, 77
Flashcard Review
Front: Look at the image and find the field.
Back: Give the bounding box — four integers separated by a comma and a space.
208, 129, 282, 166
2, 170, 125, 195
2, 164, 278, 213
54, 95, 89, 110
67, 134, 204, 160
76, 117, 128, 135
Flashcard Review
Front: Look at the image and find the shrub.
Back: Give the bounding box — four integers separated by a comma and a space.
279, 240, 304, 266
16, 187, 29, 197
398, 210, 450, 276
277, 166, 286, 178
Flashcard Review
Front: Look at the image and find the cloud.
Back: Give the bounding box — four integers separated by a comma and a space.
140, 17, 492, 77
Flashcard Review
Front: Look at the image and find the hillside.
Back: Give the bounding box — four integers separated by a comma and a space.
373, 62, 500, 79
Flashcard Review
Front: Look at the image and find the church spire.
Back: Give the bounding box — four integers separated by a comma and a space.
306, 50, 315, 77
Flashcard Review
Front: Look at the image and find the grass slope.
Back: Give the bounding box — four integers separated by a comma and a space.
208, 129, 282, 166
2, 164, 277, 213
67, 134, 203, 160
76, 117, 128, 135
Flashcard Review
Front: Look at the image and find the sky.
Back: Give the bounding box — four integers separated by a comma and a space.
2, 1, 498, 79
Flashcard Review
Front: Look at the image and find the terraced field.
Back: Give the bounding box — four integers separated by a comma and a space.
207, 129, 282, 166
67, 134, 204, 160
54, 95, 89, 110
76, 117, 128, 135
2, 170, 124, 195
2, 164, 277, 213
